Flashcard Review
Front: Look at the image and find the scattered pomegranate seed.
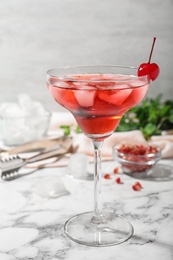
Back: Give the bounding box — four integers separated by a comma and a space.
113, 167, 119, 174
115, 177, 122, 184
104, 173, 111, 179
132, 181, 143, 191
132, 185, 140, 191
135, 182, 143, 189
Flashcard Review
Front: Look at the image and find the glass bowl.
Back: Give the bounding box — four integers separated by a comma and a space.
0, 112, 51, 146
112, 143, 162, 178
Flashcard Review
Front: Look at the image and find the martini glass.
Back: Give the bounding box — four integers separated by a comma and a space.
46, 65, 150, 247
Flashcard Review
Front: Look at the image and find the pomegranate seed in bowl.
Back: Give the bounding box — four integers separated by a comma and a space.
112, 143, 161, 178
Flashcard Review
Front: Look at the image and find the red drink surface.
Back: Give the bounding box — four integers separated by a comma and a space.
48, 74, 149, 140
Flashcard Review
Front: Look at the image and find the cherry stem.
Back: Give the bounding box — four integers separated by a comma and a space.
148, 37, 156, 64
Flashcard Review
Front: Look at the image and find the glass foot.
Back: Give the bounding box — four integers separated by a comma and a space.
64, 211, 134, 247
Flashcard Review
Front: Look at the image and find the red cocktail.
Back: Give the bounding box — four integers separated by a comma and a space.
48, 71, 149, 140
47, 65, 150, 247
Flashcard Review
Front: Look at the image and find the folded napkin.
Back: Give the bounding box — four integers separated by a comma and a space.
150, 135, 173, 159
49, 112, 173, 160
73, 130, 146, 158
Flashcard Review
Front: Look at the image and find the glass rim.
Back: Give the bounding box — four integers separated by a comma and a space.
47, 65, 149, 83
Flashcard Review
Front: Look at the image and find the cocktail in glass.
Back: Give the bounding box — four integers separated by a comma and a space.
46, 65, 150, 247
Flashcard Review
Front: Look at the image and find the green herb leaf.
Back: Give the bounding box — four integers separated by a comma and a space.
75, 125, 82, 133
169, 114, 173, 123
117, 94, 173, 139
60, 125, 71, 135
142, 123, 157, 136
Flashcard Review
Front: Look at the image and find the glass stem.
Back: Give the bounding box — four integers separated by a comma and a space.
92, 140, 103, 223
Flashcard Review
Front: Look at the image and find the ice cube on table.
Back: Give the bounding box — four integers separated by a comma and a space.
66, 153, 89, 179
35, 178, 69, 199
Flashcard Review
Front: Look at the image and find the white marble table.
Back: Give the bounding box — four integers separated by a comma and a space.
0, 159, 173, 260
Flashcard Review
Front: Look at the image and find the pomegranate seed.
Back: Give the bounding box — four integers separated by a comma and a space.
113, 167, 119, 174
135, 182, 143, 189
115, 177, 122, 184
104, 174, 111, 179
132, 185, 140, 191
132, 181, 143, 191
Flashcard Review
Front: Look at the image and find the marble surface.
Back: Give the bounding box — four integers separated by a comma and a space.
0, 159, 173, 260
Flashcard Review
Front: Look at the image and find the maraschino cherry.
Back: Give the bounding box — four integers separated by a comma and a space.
138, 37, 160, 81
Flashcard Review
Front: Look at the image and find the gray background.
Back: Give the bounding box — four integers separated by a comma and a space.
0, 0, 172, 112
